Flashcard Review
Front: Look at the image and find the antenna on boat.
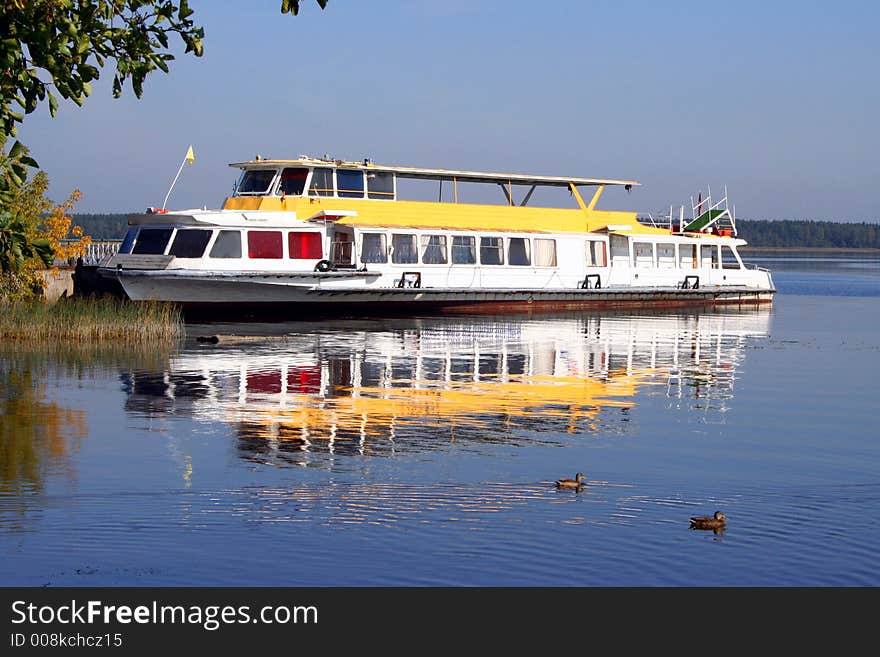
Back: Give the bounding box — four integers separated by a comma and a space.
161, 145, 195, 210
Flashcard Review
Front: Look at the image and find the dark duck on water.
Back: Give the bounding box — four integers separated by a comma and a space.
689, 511, 727, 530
555, 473, 585, 490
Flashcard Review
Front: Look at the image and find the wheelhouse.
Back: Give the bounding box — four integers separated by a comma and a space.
117, 224, 327, 264
234, 164, 397, 201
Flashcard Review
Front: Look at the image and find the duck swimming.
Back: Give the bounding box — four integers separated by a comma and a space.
689, 511, 727, 530
555, 473, 585, 490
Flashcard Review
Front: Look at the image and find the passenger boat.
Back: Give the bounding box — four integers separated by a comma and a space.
99, 155, 775, 314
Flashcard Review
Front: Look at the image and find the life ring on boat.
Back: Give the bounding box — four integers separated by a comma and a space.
314, 259, 332, 273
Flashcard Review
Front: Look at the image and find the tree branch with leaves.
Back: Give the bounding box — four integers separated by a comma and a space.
0, 0, 328, 299
0, 0, 206, 149
0, 0, 328, 165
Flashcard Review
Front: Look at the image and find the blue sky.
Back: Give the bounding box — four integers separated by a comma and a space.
18, 0, 880, 220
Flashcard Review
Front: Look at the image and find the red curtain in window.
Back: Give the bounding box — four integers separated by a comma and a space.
288, 232, 323, 259
248, 231, 283, 259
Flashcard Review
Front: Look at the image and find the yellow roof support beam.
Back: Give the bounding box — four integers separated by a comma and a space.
569, 183, 588, 213
587, 184, 605, 211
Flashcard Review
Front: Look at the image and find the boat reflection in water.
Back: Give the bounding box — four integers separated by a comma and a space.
121, 309, 771, 466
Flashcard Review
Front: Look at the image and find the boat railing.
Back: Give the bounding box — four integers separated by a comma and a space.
636, 212, 662, 228
645, 208, 682, 231
684, 186, 737, 235
59, 239, 123, 265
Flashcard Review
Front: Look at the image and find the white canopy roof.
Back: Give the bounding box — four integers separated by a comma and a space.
229, 156, 639, 188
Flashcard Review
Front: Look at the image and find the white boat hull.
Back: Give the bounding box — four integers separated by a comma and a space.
105, 268, 774, 315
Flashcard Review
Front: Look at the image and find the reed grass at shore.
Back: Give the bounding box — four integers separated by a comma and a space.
0, 298, 183, 344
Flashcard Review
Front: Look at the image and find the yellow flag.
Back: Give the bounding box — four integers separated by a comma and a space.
185, 145, 195, 164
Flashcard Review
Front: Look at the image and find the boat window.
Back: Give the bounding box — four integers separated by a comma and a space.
679, 243, 697, 269
633, 242, 654, 268
610, 235, 629, 266
508, 237, 531, 266
331, 239, 353, 265
391, 233, 418, 264
585, 240, 606, 267
367, 171, 394, 199
722, 245, 741, 269
360, 233, 388, 263
132, 228, 173, 255
657, 243, 675, 268
209, 230, 242, 258
247, 231, 283, 259
700, 244, 718, 268
309, 168, 334, 197
288, 231, 323, 259
119, 227, 138, 254
452, 236, 476, 264
479, 236, 504, 265
236, 169, 276, 195
534, 239, 557, 267
337, 169, 365, 198
169, 229, 212, 258
279, 167, 309, 196
421, 235, 448, 265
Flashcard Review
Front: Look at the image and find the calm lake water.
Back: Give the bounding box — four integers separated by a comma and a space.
2, 252, 878, 586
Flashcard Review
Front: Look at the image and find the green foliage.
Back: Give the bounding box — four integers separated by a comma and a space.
0, 208, 52, 302
738, 220, 880, 248
281, 0, 329, 16
0, 270, 45, 302
0, 0, 327, 188
0, 1, 330, 151
0, 1, 327, 295
0, 0, 206, 149
0, 141, 38, 207
0, 211, 54, 275
7, 168, 52, 231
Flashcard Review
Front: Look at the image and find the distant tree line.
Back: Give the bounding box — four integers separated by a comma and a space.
737, 220, 880, 248
73, 214, 880, 248
70, 214, 130, 240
